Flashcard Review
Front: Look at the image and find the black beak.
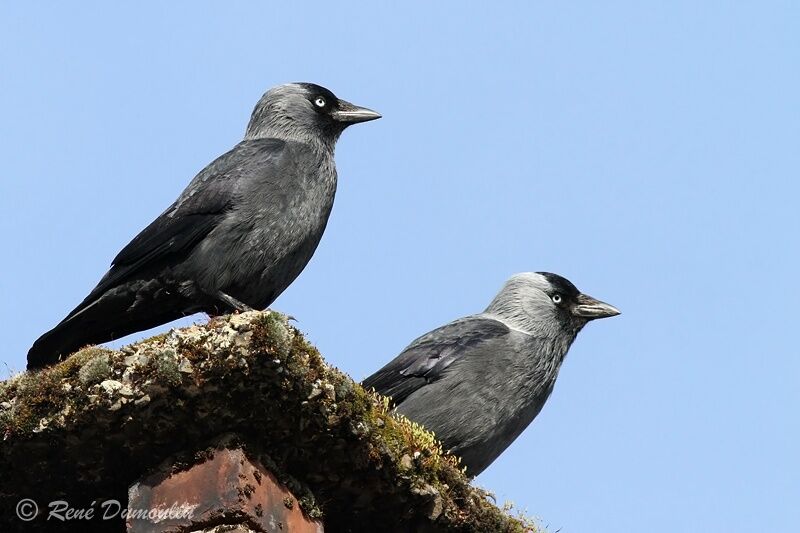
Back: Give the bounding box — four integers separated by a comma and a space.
332, 99, 382, 124
572, 293, 620, 320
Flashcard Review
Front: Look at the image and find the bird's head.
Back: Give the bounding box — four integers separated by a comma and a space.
245, 82, 381, 148
486, 272, 620, 337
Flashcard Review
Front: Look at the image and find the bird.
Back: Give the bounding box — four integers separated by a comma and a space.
363, 272, 619, 477
27, 82, 380, 370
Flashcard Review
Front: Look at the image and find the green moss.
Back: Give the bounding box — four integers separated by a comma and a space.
298, 495, 323, 519
501, 502, 542, 532
0, 407, 12, 437
77, 353, 112, 386
0, 387, 15, 411
0, 347, 115, 437
138, 332, 170, 345
152, 349, 181, 387
0, 380, 11, 402
251, 311, 291, 359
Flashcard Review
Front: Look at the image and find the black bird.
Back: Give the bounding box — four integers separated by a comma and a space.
28, 83, 380, 369
363, 272, 619, 476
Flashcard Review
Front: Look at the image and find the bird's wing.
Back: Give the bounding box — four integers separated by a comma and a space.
80, 138, 287, 305
362, 316, 512, 405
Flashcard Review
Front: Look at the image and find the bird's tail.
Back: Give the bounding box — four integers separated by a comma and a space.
26, 320, 90, 370
26, 293, 189, 370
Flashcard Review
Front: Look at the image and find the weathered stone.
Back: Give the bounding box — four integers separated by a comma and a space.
134, 394, 151, 406
178, 359, 194, 374
411, 483, 444, 520
100, 379, 124, 395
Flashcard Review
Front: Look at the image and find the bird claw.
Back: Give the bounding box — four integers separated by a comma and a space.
216, 291, 253, 313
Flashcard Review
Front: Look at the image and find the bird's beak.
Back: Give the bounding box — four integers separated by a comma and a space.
572, 293, 621, 320
332, 100, 382, 124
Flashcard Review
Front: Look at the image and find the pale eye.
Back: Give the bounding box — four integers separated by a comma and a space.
551, 294, 562, 304
314, 96, 326, 108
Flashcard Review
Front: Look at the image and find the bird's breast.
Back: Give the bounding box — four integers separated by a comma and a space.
188, 149, 338, 304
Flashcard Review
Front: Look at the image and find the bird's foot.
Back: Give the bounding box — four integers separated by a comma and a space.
216, 291, 254, 313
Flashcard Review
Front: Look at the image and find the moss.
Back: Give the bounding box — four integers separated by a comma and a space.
501, 502, 542, 532
0, 379, 11, 402
298, 495, 323, 519
250, 312, 291, 359
0, 347, 114, 437
152, 349, 182, 387
138, 332, 170, 345
78, 353, 112, 386
0, 311, 538, 532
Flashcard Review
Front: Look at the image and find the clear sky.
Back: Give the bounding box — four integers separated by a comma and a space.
1, 2, 798, 531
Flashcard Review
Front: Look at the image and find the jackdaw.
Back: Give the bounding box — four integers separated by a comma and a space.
363, 272, 619, 476
28, 83, 380, 369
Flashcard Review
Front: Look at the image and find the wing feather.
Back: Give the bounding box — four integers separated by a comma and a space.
68, 138, 286, 316
363, 316, 511, 405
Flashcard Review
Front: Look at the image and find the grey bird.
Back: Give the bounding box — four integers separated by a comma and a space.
363, 272, 619, 476
28, 83, 380, 370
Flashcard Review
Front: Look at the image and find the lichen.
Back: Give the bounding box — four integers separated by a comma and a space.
0, 311, 538, 532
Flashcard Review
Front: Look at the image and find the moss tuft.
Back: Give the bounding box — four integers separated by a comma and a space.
251, 311, 291, 359
152, 349, 182, 387
78, 353, 112, 386
138, 332, 170, 345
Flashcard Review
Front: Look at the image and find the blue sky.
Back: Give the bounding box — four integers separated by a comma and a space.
1, 2, 798, 531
